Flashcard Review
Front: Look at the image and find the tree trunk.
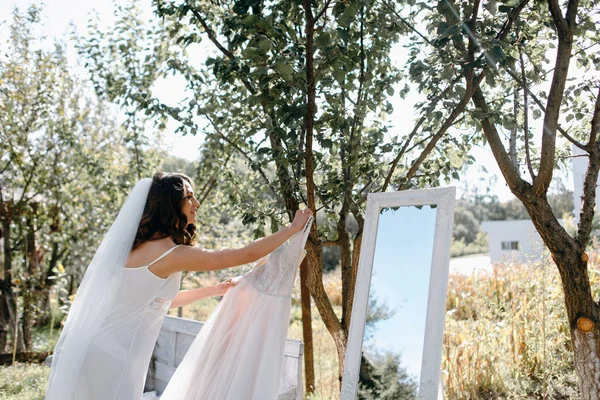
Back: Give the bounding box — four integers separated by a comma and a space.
306, 242, 348, 388
1, 212, 25, 353
299, 258, 315, 393
5, 291, 25, 353
518, 193, 600, 398
35, 292, 51, 327
0, 292, 8, 352
22, 214, 40, 350
0, 215, 7, 352
550, 249, 600, 399
573, 329, 600, 398
22, 290, 32, 350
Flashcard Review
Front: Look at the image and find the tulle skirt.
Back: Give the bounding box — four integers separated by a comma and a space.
160, 277, 292, 400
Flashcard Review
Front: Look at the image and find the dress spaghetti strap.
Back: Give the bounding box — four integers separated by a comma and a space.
146, 245, 181, 267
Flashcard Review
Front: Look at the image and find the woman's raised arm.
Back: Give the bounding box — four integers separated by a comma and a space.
164, 209, 312, 274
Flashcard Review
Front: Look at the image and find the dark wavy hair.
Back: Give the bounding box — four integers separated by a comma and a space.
132, 172, 197, 250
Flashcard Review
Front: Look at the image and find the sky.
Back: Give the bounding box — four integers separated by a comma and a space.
365, 205, 437, 384
0, 0, 577, 202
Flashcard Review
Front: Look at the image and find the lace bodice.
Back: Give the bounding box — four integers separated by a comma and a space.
243, 217, 312, 297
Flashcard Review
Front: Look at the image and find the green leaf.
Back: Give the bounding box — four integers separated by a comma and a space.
484, 0, 497, 16
280, 64, 294, 81
338, 6, 357, 27
258, 39, 272, 52
490, 45, 505, 63
315, 32, 331, 50
336, 28, 349, 42
333, 69, 346, 84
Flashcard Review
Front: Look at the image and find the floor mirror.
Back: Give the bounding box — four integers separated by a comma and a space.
340, 187, 455, 399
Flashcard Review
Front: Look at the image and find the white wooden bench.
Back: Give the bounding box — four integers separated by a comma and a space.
143, 316, 304, 400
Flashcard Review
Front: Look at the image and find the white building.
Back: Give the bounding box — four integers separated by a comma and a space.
482, 144, 585, 264
481, 219, 559, 263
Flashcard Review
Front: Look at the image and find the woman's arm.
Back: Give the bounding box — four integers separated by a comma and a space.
170, 278, 237, 309
165, 209, 312, 274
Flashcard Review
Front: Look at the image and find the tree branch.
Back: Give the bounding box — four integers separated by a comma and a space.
589, 86, 600, 146
302, 0, 318, 219
314, 0, 333, 23
472, 87, 530, 196
399, 73, 478, 189
496, 0, 531, 42
534, 0, 579, 195
577, 87, 600, 246
382, 76, 461, 192
576, 150, 600, 248
519, 45, 536, 181
509, 84, 519, 168
187, 4, 256, 95
503, 66, 586, 151
400, 0, 481, 189
204, 115, 278, 196
547, 0, 567, 34
565, 0, 580, 26
382, 0, 436, 47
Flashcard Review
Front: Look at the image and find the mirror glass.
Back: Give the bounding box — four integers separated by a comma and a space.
359, 205, 437, 398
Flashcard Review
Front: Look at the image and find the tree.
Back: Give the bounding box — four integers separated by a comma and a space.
80, 0, 474, 391
402, 0, 600, 395
357, 351, 417, 400
0, 5, 160, 354
453, 205, 480, 243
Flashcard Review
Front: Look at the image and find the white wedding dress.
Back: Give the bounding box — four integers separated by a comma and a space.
160, 217, 313, 400
73, 246, 182, 400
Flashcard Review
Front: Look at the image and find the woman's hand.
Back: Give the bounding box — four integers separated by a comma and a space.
213, 278, 237, 296
290, 209, 313, 233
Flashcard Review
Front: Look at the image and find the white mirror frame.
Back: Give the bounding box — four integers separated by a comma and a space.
340, 187, 456, 400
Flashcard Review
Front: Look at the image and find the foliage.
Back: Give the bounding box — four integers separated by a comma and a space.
454, 205, 481, 244
160, 155, 198, 178
363, 293, 396, 342
0, 4, 163, 352
80, 1, 177, 178
357, 350, 418, 400
451, 233, 488, 258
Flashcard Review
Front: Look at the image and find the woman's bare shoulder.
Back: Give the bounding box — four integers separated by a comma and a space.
126, 237, 178, 268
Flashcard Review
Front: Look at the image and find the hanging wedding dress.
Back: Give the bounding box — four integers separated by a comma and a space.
46, 179, 183, 400
160, 215, 313, 400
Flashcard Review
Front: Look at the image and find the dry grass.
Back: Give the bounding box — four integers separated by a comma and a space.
442, 251, 600, 399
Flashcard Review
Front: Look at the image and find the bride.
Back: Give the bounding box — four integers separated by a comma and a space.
45, 171, 313, 400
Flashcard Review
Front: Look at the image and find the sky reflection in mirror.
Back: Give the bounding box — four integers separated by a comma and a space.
363, 205, 437, 389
